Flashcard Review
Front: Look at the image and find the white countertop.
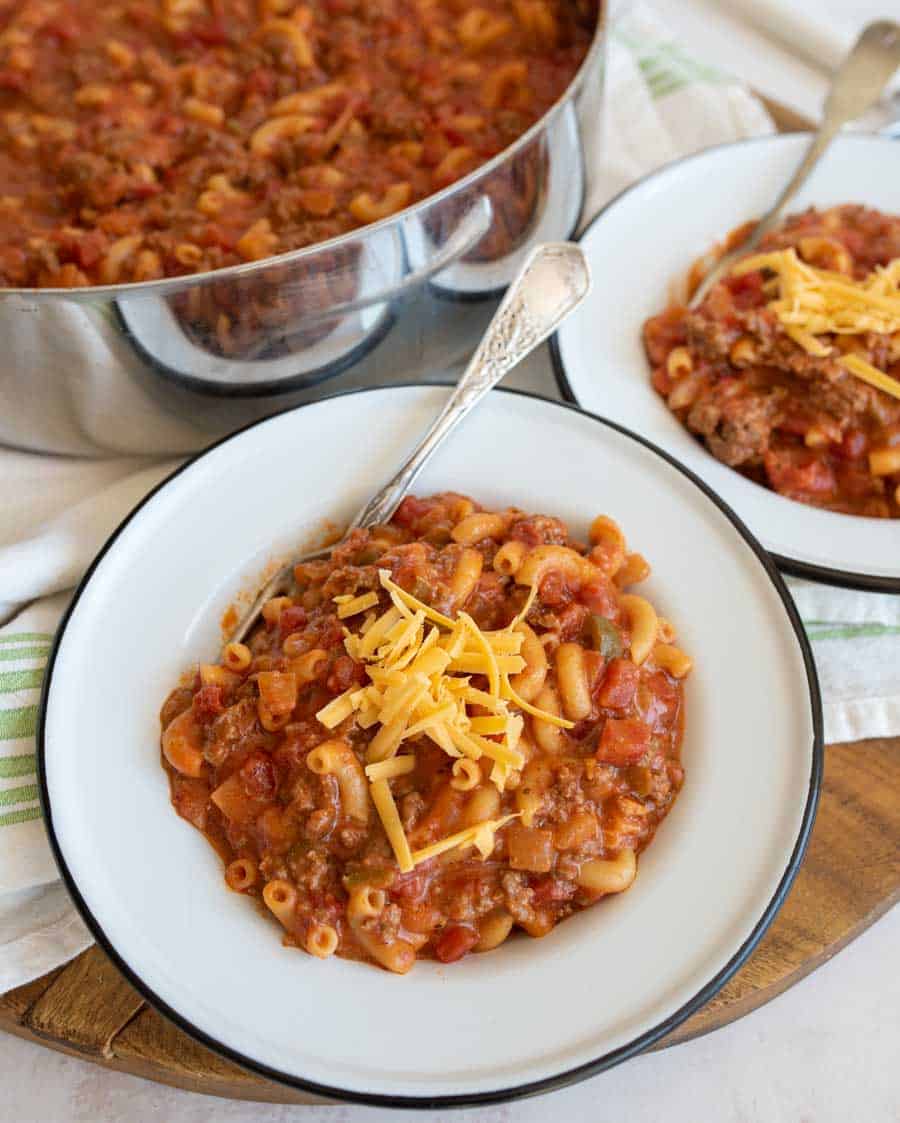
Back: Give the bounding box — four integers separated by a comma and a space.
4, 2, 898, 1119
2, 904, 898, 1122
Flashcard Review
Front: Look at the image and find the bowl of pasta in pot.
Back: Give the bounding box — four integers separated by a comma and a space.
0, 0, 602, 447
39, 385, 821, 1105
552, 132, 900, 592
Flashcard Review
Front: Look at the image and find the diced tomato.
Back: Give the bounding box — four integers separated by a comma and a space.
0, 70, 27, 91
643, 308, 687, 366
421, 127, 451, 168
44, 14, 81, 40
279, 605, 308, 639
53, 228, 106, 269
390, 867, 430, 903
392, 495, 435, 529
130, 181, 162, 200
433, 924, 478, 963
239, 751, 278, 801
764, 448, 836, 496
170, 775, 210, 830
326, 654, 367, 694
192, 684, 224, 722
596, 658, 638, 710
466, 571, 508, 630
172, 20, 228, 47
777, 410, 816, 438
835, 427, 868, 461
315, 617, 345, 651
580, 576, 617, 618
597, 717, 651, 766
556, 602, 589, 641
539, 570, 573, 607
725, 268, 766, 309
635, 671, 679, 732
840, 229, 866, 259
651, 366, 672, 396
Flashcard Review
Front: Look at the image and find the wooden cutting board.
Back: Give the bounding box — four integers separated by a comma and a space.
1, 735, 897, 1104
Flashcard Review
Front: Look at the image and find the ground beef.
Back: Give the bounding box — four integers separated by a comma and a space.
687, 380, 786, 467
806, 370, 890, 425
508, 515, 569, 548
542, 764, 591, 825
501, 871, 536, 927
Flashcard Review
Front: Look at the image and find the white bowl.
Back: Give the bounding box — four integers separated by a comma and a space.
39, 386, 821, 1106
552, 133, 900, 593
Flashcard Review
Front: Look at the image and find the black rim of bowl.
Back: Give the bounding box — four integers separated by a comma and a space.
549, 130, 900, 595
37, 383, 824, 1109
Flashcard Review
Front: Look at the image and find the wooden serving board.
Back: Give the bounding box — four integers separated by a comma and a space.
1, 736, 898, 1104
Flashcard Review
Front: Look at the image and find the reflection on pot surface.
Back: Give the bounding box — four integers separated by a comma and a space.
172, 244, 363, 361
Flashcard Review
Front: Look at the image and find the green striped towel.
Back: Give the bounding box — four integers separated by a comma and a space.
785, 579, 900, 744
0, 596, 66, 894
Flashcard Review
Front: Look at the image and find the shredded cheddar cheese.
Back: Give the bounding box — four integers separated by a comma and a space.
730, 249, 900, 403
336, 590, 380, 618
410, 814, 520, 865
315, 569, 570, 871
364, 756, 416, 782
369, 779, 414, 873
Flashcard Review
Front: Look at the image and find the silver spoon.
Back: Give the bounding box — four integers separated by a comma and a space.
227, 241, 591, 646
690, 19, 900, 308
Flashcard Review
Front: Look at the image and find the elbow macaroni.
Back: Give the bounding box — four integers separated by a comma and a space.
307, 739, 370, 825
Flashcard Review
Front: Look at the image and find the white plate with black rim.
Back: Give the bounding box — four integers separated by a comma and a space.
552, 133, 900, 593
39, 385, 821, 1107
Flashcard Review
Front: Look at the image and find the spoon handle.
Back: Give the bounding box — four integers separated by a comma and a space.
349, 241, 591, 529
225, 242, 589, 646
690, 20, 900, 307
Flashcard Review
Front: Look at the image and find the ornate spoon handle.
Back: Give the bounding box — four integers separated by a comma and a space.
227, 242, 590, 645
350, 242, 591, 529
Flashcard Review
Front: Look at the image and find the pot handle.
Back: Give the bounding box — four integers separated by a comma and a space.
399, 192, 494, 289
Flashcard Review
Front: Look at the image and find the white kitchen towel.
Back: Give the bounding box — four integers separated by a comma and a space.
788, 580, 900, 744
0, 3, 896, 992
584, 6, 775, 220
0, 462, 180, 986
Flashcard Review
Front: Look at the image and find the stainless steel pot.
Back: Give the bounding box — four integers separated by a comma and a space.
5, 17, 607, 456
